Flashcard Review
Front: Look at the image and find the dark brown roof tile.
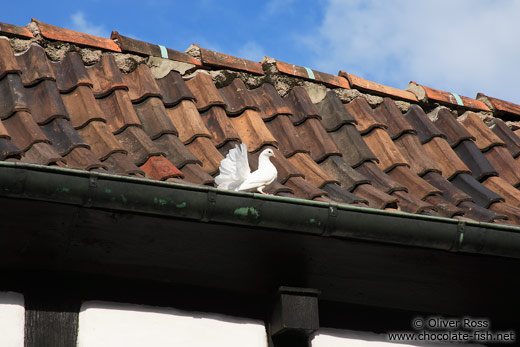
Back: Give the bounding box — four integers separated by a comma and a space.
340, 71, 417, 102
403, 105, 445, 144
102, 151, 143, 176
122, 64, 162, 103
153, 133, 202, 169
450, 172, 503, 208
115, 126, 164, 166
392, 190, 434, 214
111, 32, 201, 66
0, 22, 34, 39
387, 166, 441, 200
185, 72, 226, 111
63, 146, 106, 171
315, 91, 357, 132
264, 115, 307, 157
134, 97, 177, 140
185, 136, 223, 175
421, 137, 471, 180
2, 111, 49, 151
61, 85, 106, 129
294, 118, 341, 163
86, 54, 128, 98
0, 74, 29, 119
199, 46, 264, 75
482, 176, 520, 206
40, 117, 89, 156
477, 93, 520, 118
422, 171, 472, 206
284, 86, 321, 125
21, 142, 63, 165
33, 18, 121, 52
319, 155, 370, 191
327, 123, 378, 168
284, 176, 328, 200
267, 182, 293, 196
344, 97, 386, 135
458, 112, 505, 152
228, 109, 277, 152
218, 78, 258, 115
0, 137, 22, 160
423, 195, 464, 218
489, 118, 520, 158
24, 79, 68, 124
373, 98, 416, 139
139, 155, 183, 181
51, 52, 92, 93
355, 161, 407, 194
0, 38, 21, 78
458, 201, 506, 223
76, 121, 126, 160
97, 89, 141, 134
362, 128, 409, 172
393, 133, 441, 176
453, 140, 497, 181
262, 149, 304, 184
352, 183, 398, 209
0, 118, 8, 138
287, 152, 339, 188
200, 106, 239, 148
429, 108, 474, 147
483, 146, 520, 187
249, 83, 293, 121
166, 100, 211, 144
180, 163, 214, 185
321, 183, 367, 205
16, 44, 55, 86
155, 70, 196, 107
276, 60, 350, 89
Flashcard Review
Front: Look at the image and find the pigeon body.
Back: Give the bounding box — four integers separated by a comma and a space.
215, 144, 277, 194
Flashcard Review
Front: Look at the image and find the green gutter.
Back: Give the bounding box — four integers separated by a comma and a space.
1, 162, 520, 259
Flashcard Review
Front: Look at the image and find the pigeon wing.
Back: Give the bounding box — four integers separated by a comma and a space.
237, 167, 276, 191
215, 144, 251, 190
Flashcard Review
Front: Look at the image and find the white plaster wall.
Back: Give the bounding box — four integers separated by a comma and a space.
0, 291, 25, 347
312, 328, 485, 347
77, 300, 268, 347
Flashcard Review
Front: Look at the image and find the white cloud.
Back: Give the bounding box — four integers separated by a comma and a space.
71, 11, 107, 38
235, 41, 266, 62
304, 0, 520, 103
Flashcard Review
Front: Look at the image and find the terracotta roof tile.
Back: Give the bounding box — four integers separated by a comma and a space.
477, 93, 520, 118
488, 118, 520, 158
321, 182, 367, 205
421, 137, 471, 180
115, 126, 164, 166
4, 111, 48, 155
51, 52, 92, 93
422, 171, 472, 206
33, 18, 121, 52
362, 128, 409, 172
276, 60, 350, 89
344, 97, 386, 135
86, 54, 128, 98
352, 183, 398, 209
452, 140, 497, 181
16, 44, 55, 86
218, 79, 258, 115
284, 86, 321, 125
287, 152, 339, 188
488, 202, 520, 224
61, 85, 106, 129
121, 64, 162, 103
134, 97, 178, 140
328, 123, 378, 168
392, 190, 434, 214
430, 108, 474, 148
76, 121, 126, 160
25, 79, 70, 125
185, 72, 226, 111
0, 74, 29, 119
458, 201, 506, 223
111, 31, 201, 66
185, 136, 223, 175
483, 146, 520, 187
450, 173, 503, 208
319, 155, 369, 191
40, 117, 89, 156
180, 163, 214, 185
315, 91, 357, 132
97, 89, 142, 134
249, 83, 293, 121
0, 137, 22, 160
284, 176, 328, 200
227, 109, 277, 152
0, 22, 33, 39
403, 105, 445, 144
294, 118, 341, 163
0, 38, 21, 78
165, 100, 211, 144
424, 195, 463, 218
0, 118, 8, 138
155, 70, 196, 107
408, 81, 489, 112
102, 151, 143, 176
340, 71, 417, 102
386, 166, 441, 201
140, 155, 183, 181
199, 46, 263, 75
200, 106, 239, 148
21, 142, 63, 165
355, 161, 406, 194
458, 112, 505, 152
64, 146, 106, 171
393, 133, 441, 176
264, 115, 308, 157
153, 133, 201, 169
373, 98, 416, 139
482, 176, 520, 206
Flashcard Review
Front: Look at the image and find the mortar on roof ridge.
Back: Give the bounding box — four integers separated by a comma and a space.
43, 41, 75, 61
9, 37, 33, 53
333, 88, 362, 103
185, 44, 201, 61
147, 56, 197, 78
208, 69, 264, 89
113, 52, 146, 73
505, 121, 520, 131
26, 21, 40, 36
406, 82, 427, 103
394, 100, 411, 113
79, 48, 102, 65
427, 106, 454, 122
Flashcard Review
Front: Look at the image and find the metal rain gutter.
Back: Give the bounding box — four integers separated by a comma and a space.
1, 161, 520, 259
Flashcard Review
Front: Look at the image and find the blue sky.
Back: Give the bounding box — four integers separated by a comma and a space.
4, 0, 520, 104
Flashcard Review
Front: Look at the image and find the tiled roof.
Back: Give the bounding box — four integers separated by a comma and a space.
2, 19, 520, 226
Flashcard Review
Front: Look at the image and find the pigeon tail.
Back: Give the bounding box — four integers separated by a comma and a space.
215, 143, 251, 191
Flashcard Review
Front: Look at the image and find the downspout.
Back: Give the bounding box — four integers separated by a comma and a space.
0, 162, 519, 259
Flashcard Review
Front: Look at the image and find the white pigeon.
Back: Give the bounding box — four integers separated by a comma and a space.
215, 143, 277, 194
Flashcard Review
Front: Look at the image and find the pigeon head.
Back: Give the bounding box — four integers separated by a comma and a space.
261, 148, 275, 158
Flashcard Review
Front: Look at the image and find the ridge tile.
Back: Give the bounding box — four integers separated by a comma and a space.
276, 60, 349, 89
199, 46, 263, 75
340, 71, 417, 102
